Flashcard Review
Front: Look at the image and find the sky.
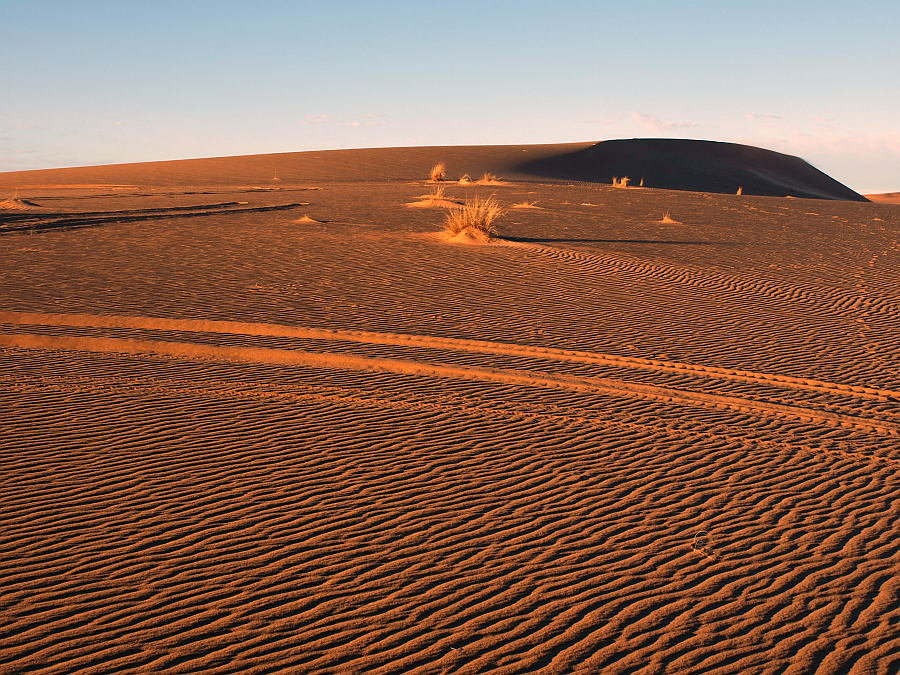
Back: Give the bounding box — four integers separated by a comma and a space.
2, 0, 898, 192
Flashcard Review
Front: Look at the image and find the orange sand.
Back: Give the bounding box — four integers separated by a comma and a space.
0, 146, 897, 673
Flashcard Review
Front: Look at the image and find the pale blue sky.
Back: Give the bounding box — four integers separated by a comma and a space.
2, 0, 898, 191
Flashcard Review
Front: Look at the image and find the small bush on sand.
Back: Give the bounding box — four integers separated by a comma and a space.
736, 186, 743, 195
429, 162, 447, 182
458, 174, 473, 184
425, 185, 446, 200
658, 211, 681, 224
611, 176, 630, 188
479, 172, 498, 183
443, 196, 505, 242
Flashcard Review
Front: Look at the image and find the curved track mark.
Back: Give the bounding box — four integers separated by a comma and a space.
1, 332, 896, 437
1, 311, 894, 403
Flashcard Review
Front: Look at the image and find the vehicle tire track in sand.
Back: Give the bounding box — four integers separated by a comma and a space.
1, 311, 894, 402
0, 203, 308, 234
1, 372, 892, 466
1, 332, 896, 438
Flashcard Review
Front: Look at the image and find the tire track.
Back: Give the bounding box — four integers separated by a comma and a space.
1, 311, 894, 402
1, 332, 896, 438
1, 372, 892, 466
0, 203, 308, 234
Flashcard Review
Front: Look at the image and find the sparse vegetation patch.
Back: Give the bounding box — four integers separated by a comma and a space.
429, 162, 447, 182
442, 196, 505, 242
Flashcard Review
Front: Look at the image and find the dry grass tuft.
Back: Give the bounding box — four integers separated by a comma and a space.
736, 186, 744, 195
658, 211, 681, 224
443, 196, 506, 241
458, 174, 473, 184
476, 172, 506, 185
611, 176, 630, 188
511, 201, 542, 209
429, 162, 447, 182
406, 185, 463, 209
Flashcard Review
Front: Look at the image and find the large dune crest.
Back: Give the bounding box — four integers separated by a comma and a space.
0, 138, 867, 202
517, 138, 869, 201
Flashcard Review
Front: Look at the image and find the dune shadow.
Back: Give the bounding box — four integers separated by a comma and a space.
502, 236, 740, 246
514, 139, 868, 202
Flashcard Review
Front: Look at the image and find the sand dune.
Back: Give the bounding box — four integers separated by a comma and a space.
865, 192, 900, 205
0, 147, 897, 673
0, 139, 866, 203
517, 139, 869, 201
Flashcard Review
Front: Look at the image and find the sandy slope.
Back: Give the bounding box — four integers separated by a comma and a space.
866, 193, 900, 205
0, 138, 867, 201
0, 153, 898, 674
518, 139, 868, 202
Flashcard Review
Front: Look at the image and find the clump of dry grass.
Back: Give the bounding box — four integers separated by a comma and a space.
423, 184, 446, 200
293, 215, 324, 224
611, 176, 630, 188
443, 196, 505, 241
429, 162, 447, 182
658, 211, 681, 224
511, 201, 541, 209
458, 174, 473, 184
736, 185, 743, 195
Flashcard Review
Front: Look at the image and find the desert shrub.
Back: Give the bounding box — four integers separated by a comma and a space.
429, 162, 447, 182
443, 196, 505, 239
611, 176, 630, 188
659, 211, 681, 224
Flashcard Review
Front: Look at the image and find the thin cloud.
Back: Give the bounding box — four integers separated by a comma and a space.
630, 112, 699, 132
303, 114, 330, 124
304, 113, 385, 127
744, 113, 782, 120
342, 120, 386, 128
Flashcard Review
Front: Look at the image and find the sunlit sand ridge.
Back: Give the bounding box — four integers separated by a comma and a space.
0, 142, 897, 673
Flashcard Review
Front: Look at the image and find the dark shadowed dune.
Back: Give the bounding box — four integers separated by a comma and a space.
517, 138, 869, 201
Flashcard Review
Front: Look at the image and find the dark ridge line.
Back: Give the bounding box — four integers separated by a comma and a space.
501, 236, 742, 246
0, 202, 245, 221
27, 187, 324, 200
0, 203, 308, 234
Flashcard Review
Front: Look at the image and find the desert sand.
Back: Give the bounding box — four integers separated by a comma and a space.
866, 193, 900, 205
0, 141, 897, 673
